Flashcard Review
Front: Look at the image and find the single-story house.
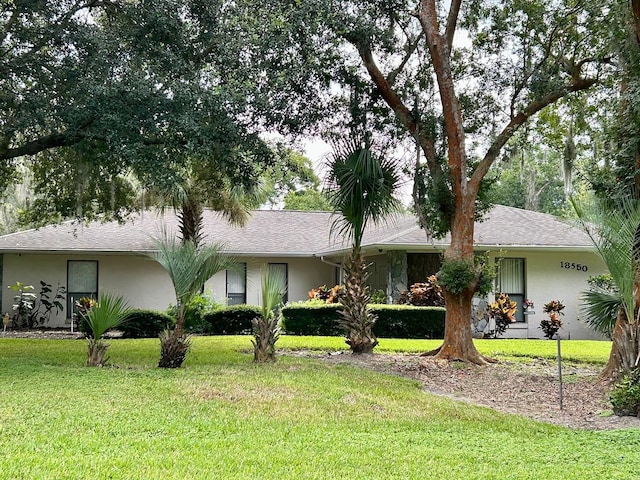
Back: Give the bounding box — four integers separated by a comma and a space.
0, 205, 606, 339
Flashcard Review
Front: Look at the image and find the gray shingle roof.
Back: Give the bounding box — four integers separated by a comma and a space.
0, 205, 593, 256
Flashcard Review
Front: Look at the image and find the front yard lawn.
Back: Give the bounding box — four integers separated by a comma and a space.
0, 336, 636, 479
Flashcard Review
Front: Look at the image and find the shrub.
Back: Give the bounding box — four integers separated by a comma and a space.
167, 292, 223, 333
371, 305, 445, 339
610, 368, 640, 416
281, 303, 445, 339
540, 300, 565, 339
307, 285, 345, 303
398, 276, 444, 306
369, 289, 387, 305
487, 293, 517, 338
281, 304, 342, 336
203, 305, 262, 335
119, 310, 174, 338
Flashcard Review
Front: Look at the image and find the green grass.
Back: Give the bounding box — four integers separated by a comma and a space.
0, 336, 636, 479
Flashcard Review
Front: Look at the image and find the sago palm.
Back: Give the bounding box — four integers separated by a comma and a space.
252, 267, 287, 363
574, 197, 640, 379
325, 139, 402, 354
152, 234, 236, 368
83, 293, 131, 367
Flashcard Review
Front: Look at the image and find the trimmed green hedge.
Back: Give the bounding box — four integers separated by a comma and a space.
281, 304, 446, 339
281, 304, 342, 336
371, 305, 445, 339
203, 305, 262, 335
120, 309, 174, 338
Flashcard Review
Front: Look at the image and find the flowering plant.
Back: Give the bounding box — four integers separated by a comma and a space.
540, 299, 564, 339
523, 299, 535, 310
486, 293, 517, 337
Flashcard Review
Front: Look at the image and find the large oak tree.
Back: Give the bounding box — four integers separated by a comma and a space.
245, 0, 616, 362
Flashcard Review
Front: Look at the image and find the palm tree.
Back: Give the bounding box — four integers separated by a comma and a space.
83, 294, 132, 367
325, 139, 402, 354
150, 164, 266, 247
252, 266, 287, 363
152, 234, 236, 368
574, 197, 640, 380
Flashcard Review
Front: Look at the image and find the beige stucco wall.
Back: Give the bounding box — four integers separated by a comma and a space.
2, 253, 336, 328
488, 249, 607, 340
205, 256, 336, 306
2, 253, 176, 328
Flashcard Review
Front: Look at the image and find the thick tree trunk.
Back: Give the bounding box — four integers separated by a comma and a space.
434, 288, 489, 364
601, 309, 640, 381
430, 203, 491, 364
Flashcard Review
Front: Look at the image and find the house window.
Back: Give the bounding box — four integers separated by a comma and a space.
226, 263, 247, 305
67, 260, 98, 318
268, 263, 288, 303
496, 258, 526, 323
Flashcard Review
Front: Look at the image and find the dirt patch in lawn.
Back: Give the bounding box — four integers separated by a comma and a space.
288, 350, 640, 431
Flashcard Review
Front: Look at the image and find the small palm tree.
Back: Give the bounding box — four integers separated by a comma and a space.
83, 294, 131, 367
325, 139, 402, 354
574, 197, 640, 379
252, 267, 287, 363
148, 163, 266, 247
152, 234, 236, 368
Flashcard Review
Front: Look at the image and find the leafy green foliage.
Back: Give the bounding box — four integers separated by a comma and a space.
203, 305, 261, 335
252, 267, 287, 363
369, 289, 387, 305
283, 189, 332, 211
281, 303, 445, 339
438, 259, 477, 295
610, 368, 640, 416
119, 310, 175, 339
166, 292, 223, 333
83, 293, 132, 367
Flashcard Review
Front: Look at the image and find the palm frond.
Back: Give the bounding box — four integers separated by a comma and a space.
85, 293, 131, 340
261, 267, 287, 320
151, 232, 236, 308
579, 288, 621, 338
573, 196, 640, 325
324, 140, 403, 247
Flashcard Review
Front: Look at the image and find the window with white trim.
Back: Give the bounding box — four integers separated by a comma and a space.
67, 260, 98, 318
496, 258, 526, 323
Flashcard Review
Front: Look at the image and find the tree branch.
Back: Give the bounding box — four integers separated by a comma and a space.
633, 0, 640, 47
355, 45, 441, 177
445, 0, 462, 48
418, 0, 466, 195
0, 118, 94, 160
471, 76, 598, 190
387, 31, 424, 86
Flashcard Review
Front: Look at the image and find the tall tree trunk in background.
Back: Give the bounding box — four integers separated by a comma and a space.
603, 0, 640, 380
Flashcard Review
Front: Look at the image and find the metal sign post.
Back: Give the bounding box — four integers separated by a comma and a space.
557, 335, 563, 411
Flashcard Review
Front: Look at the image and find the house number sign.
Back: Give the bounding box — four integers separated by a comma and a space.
559, 262, 588, 272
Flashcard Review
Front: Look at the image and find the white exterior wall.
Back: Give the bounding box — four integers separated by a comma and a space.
2, 253, 175, 328
205, 256, 336, 306
488, 250, 607, 340
2, 253, 336, 328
